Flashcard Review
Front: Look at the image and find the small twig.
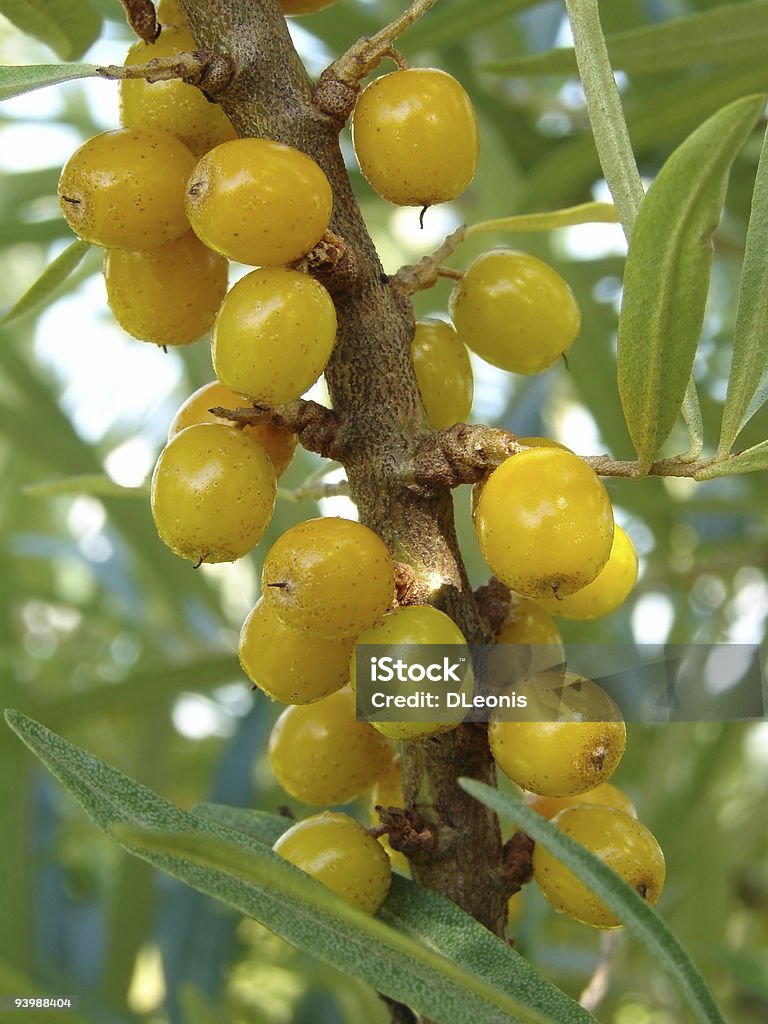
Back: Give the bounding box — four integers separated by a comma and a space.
118, 0, 159, 43
393, 226, 467, 294
579, 930, 623, 1013
97, 51, 235, 96
314, 0, 439, 122
211, 399, 340, 460
277, 479, 351, 504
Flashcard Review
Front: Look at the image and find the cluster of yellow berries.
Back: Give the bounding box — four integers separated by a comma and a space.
52, 0, 662, 926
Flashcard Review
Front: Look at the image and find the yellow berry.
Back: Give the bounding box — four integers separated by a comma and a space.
150, 422, 275, 563
411, 319, 473, 429
370, 755, 403, 815
488, 674, 626, 797
526, 782, 637, 820
120, 28, 236, 157
262, 518, 394, 639
352, 68, 478, 207
535, 525, 638, 621
156, 0, 186, 24
104, 232, 228, 347
169, 381, 297, 476
239, 597, 353, 704
533, 805, 665, 928
211, 267, 337, 406
268, 687, 393, 806
450, 250, 580, 374
474, 448, 614, 599
492, 597, 564, 684
58, 128, 194, 249
351, 604, 471, 740
185, 138, 332, 265
496, 599, 563, 649
273, 811, 391, 914
518, 436, 571, 451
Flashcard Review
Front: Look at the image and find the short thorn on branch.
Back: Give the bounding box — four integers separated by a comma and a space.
393, 226, 467, 294
374, 806, 443, 863
210, 400, 340, 461
501, 830, 535, 896
313, 0, 439, 123
97, 51, 236, 98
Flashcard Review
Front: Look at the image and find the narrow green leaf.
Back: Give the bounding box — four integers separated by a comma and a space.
695, 439, 768, 478
194, 803, 288, 846
681, 377, 705, 460
465, 201, 618, 236
0, 240, 91, 326
564, 0, 645, 237
4, 711, 596, 1024
0, 0, 102, 61
488, 1, 768, 77
0, 63, 100, 102
719, 123, 768, 454
617, 94, 764, 472
459, 779, 727, 1024
22, 474, 147, 499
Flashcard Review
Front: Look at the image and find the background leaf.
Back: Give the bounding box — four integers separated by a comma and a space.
0, 0, 102, 60
459, 779, 727, 1024
1, 240, 91, 325
617, 94, 764, 471
4, 710, 596, 1024
696, 439, 768, 478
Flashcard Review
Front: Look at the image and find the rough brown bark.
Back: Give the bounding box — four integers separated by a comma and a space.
178, 0, 508, 937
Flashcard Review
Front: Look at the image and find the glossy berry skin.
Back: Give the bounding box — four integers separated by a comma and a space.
120, 27, 236, 157
488, 674, 626, 797
281, 0, 337, 12
450, 250, 580, 374
239, 598, 353, 704
169, 381, 297, 476
352, 68, 478, 207
156, 0, 185, 23
371, 755, 403, 814
58, 128, 195, 249
474, 448, 614, 599
533, 805, 665, 928
212, 267, 337, 406
151, 423, 275, 563
104, 232, 228, 347
526, 782, 636, 821
185, 138, 332, 265
535, 525, 638, 621
273, 811, 391, 915
351, 605, 471, 740
268, 687, 393, 806
262, 517, 394, 639
494, 598, 564, 683
411, 319, 473, 429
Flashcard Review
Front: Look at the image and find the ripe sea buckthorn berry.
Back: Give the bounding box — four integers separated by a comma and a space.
411, 319, 473, 429
150, 422, 275, 564
488, 673, 626, 797
169, 381, 297, 476
535, 525, 639, 621
273, 811, 391, 915
185, 138, 333, 266
518, 436, 571, 451
156, 0, 186, 24
268, 687, 393, 806
370, 755, 403, 815
281, 0, 337, 13
474, 448, 614, 599
526, 782, 637, 821
212, 267, 337, 406
262, 517, 394, 639
351, 604, 471, 740
533, 805, 665, 928
450, 250, 580, 374
104, 232, 228, 347
239, 597, 353, 704
494, 597, 564, 683
58, 128, 195, 249
120, 27, 236, 157
352, 68, 478, 207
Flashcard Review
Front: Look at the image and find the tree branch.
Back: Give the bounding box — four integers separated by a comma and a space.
97, 51, 235, 94
210, 399, 340, 460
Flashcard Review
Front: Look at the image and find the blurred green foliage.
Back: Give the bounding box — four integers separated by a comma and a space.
0, 1, 766, 1022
